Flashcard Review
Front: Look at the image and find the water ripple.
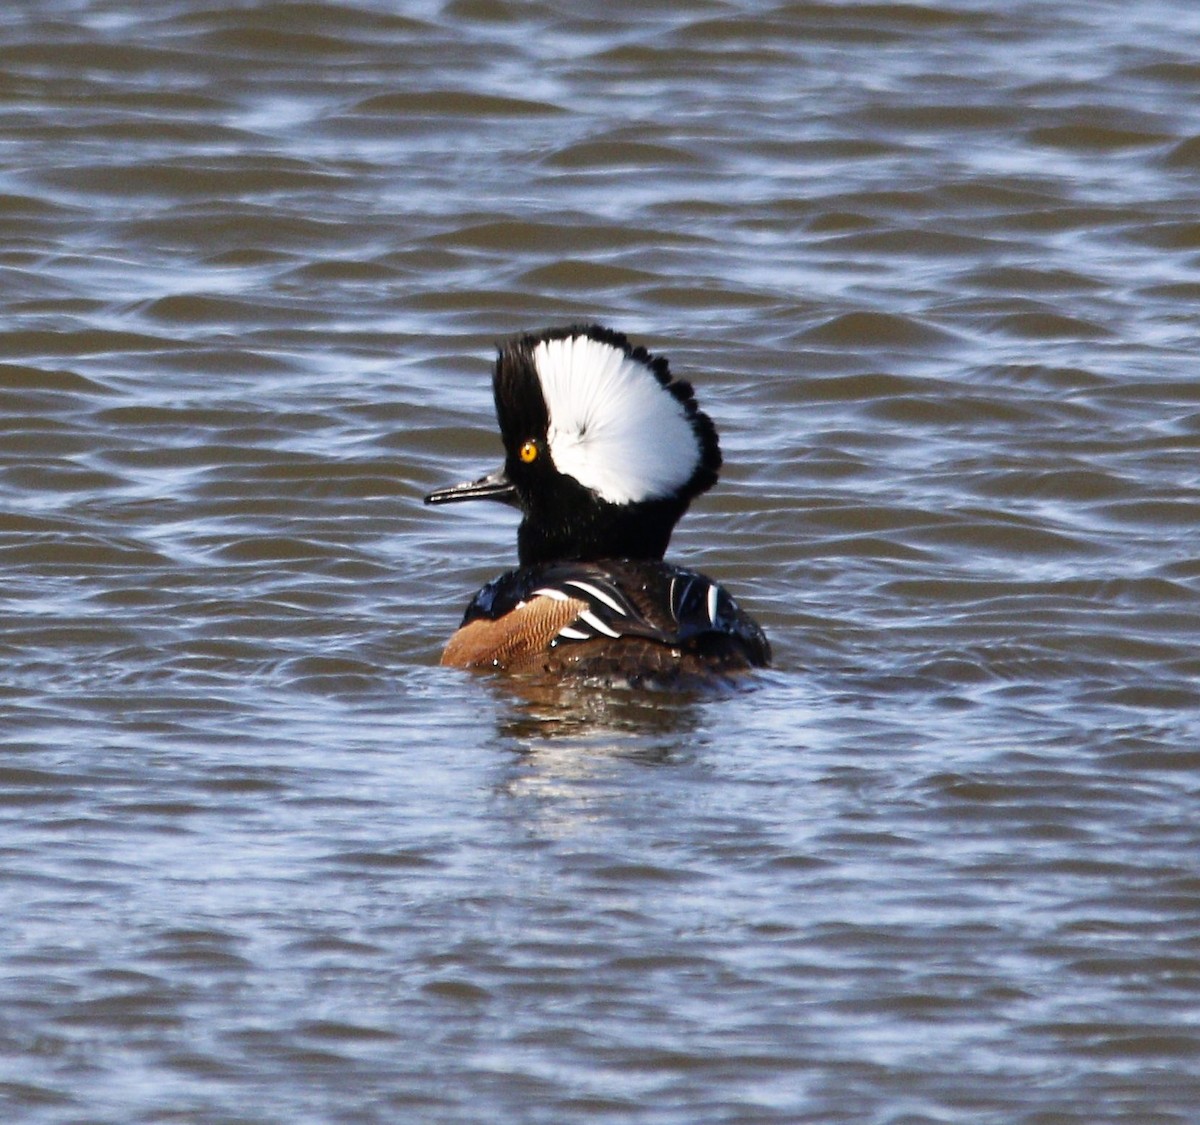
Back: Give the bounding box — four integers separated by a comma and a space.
2, 0, 1200, 1122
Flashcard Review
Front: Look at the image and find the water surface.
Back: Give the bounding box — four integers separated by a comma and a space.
2, 1, 1199, 1121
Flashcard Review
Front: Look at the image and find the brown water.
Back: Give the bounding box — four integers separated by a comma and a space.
3, 1, 1200, 1121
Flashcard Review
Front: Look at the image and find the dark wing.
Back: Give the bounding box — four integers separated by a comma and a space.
527, 568, 665, 645
662, 568, 753, 644
513, 561, 760, 653
458, 560, 770, 673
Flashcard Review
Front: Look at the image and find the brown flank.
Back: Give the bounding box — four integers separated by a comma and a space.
441, 595, 589, 670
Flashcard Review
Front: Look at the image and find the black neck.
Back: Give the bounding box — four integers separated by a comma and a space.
517, 495, 688, 566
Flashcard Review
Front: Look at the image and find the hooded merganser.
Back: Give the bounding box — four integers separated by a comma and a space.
424, 324, 770, 684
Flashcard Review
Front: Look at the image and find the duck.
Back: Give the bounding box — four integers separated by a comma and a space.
424, 324, 770, 685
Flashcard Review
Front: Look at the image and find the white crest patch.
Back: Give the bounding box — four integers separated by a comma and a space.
533, 335, 700, 504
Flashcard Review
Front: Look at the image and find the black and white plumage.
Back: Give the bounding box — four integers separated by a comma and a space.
425, 325, 770, 683
465, 560, 766, 654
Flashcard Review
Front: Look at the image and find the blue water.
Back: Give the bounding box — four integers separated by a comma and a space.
3, 1, 1200, 1121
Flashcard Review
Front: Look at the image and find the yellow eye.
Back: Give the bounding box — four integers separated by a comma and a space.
519, 440, 538, 464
